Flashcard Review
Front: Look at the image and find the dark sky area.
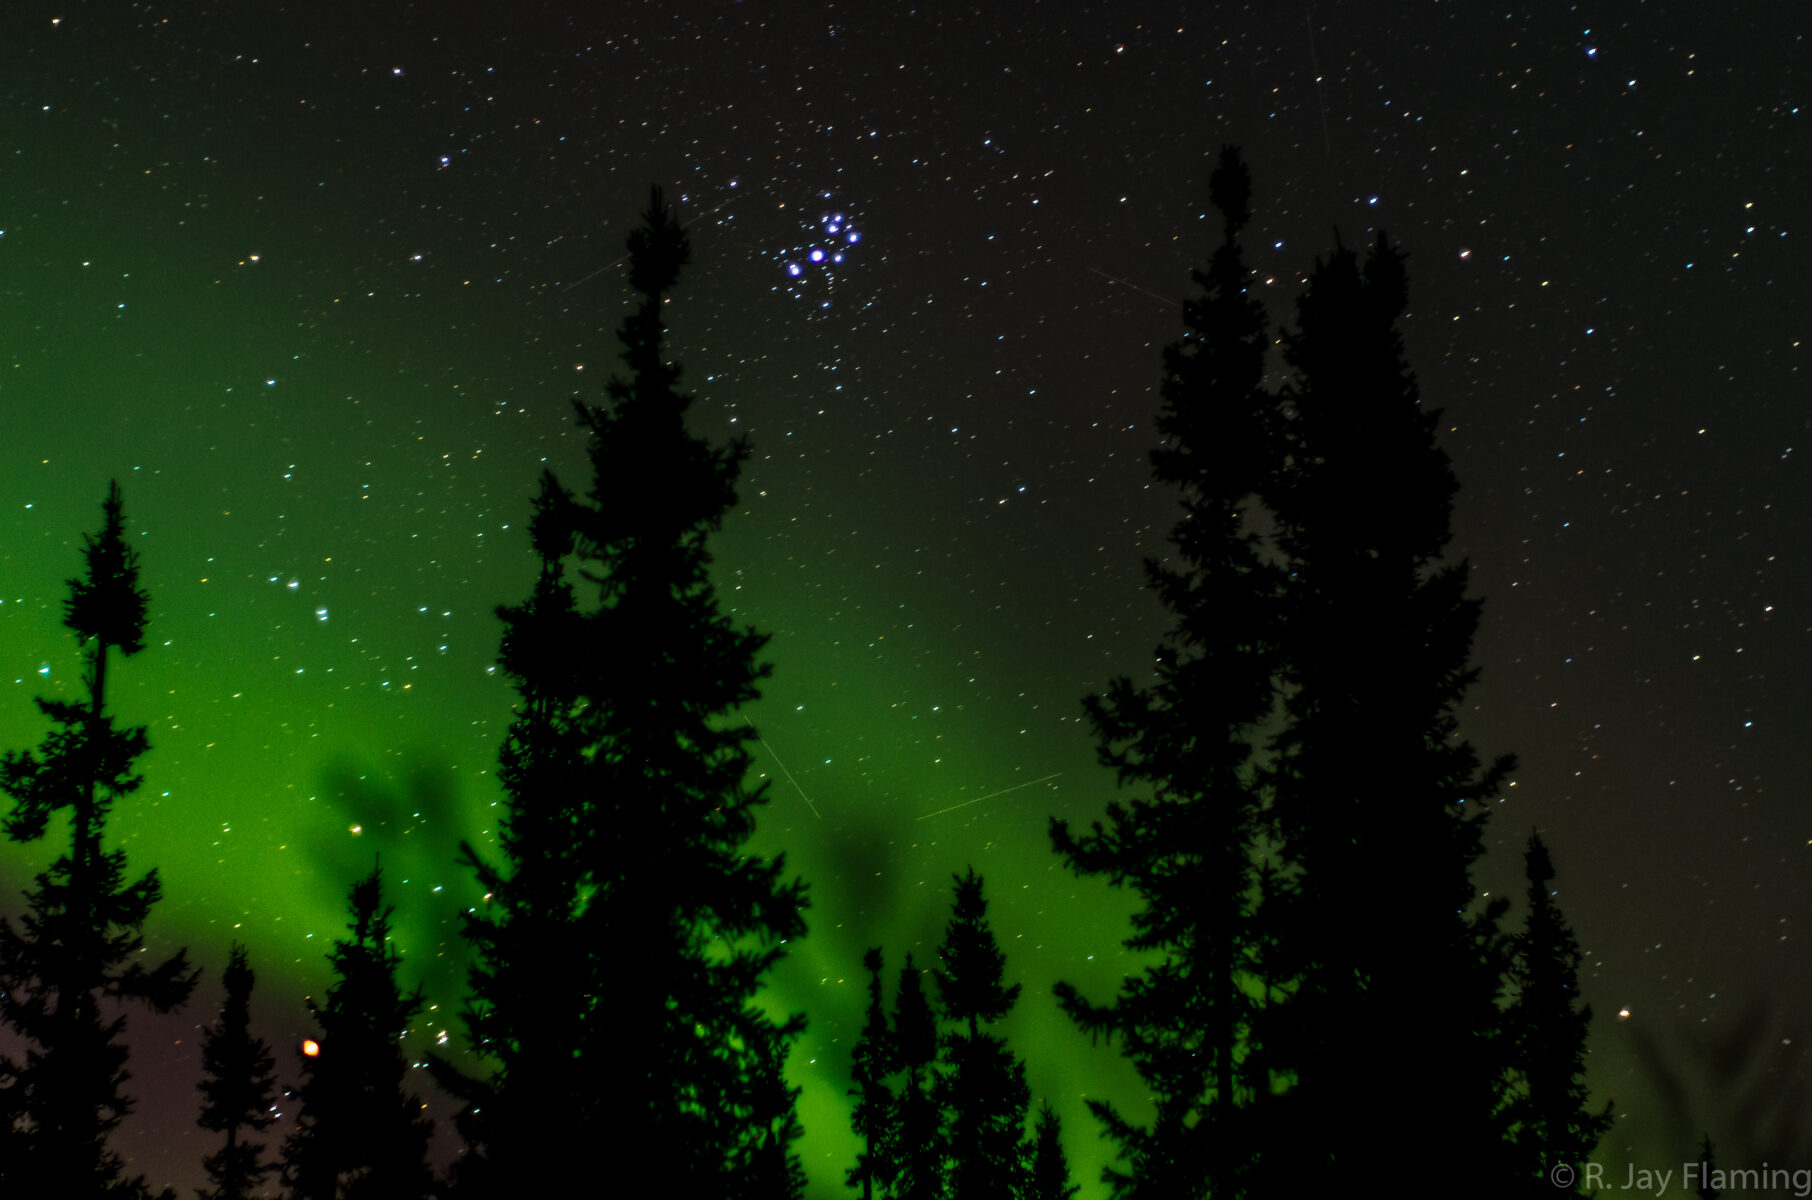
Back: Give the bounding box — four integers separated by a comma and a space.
0, 1, 1806, 1193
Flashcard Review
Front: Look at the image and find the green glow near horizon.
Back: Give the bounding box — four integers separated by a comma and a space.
0, 468, 1147, 1194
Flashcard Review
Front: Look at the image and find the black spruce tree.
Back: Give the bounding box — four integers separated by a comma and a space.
1057, 147, 1531, 1197
0, 480, 199, 1199
445, 186, 808, 1197
431, 470, 591, 1196
890, 953, 943, 1200
743, 1020, 809, 1200
934, 868, 1031, 1200
1262, 221, 1516, 1191
1505, 832, 1610, 1192
848, 947, 897, 1200
1049, 145, 1281, 1200
281, 864, 435, 1200
1027, 1101, 1080, 1200
195, 944, 280, 1200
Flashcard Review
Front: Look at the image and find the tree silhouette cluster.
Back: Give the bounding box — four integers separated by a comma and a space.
1048, 146, 1609, 1198
0, 485, 442, 1199
0, 190, 809, 1200
844, 869, 1079, 1200
0, 157, 1609, 1200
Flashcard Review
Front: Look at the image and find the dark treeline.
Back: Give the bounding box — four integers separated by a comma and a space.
0, 154, 1623, 1198
1039, 147, 1612, 1199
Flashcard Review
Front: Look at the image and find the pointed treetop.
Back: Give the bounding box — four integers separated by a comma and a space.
627, 185, 691, 298
1362, 229, 1410, 317
64, 479, 149, 657
892, 952, 938, 1068
1526, 829, 1556, 890
1696, 1134, 1721, 1199
345, 856, 394, 952
197, 941, 279, 1137
1208, 144, 1252, 236
525, 470, 577, 563
1028, 1101, 1080, 1200
934, 867, 1021, 1029
221, 940, 255, 1000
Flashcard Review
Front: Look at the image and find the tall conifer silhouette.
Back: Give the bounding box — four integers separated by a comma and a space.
445, 186, 808, 1196
1505, 832, 1610, 1191
1263, 219, 1515, 1188
0, 481, 198, 1198
1027, 1101, 1080, 1200
1059, 149, 1523, 1195
195, 944, 280, 1200
890, 953, 943, 1200
281, 864, 435, 1200
432, 470, 589, 1195
1049, 145, 1281, 1199
934, 868, 1030, 1200
743, 1021, 809, 1200
848, 947, 897, 1200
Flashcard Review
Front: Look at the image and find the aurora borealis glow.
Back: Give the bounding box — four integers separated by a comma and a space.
1, 2, 1807, 1193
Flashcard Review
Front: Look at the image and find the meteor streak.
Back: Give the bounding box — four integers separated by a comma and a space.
1087, 265, 1175, 308
743, 715, 821, 819
916, 773, 1061, 821
560, 188, 748, 293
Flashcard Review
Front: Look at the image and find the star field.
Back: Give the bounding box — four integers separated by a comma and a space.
0, 1, 1807, 1192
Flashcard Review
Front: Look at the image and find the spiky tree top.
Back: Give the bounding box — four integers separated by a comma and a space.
0, 482, 197, 1199
196, 943, 280, 1200
442, 187, 809, 1197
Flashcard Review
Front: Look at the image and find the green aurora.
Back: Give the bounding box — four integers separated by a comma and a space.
2, 3, 1806, 1193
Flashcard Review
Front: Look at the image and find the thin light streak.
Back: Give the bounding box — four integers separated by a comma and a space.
1087, 265, 1175, 308
561, 188, 748, 293
743, 715, 821, 819
558, 256, 628, 294
1304, 4, 1335, 160
916, 773, 1061, 821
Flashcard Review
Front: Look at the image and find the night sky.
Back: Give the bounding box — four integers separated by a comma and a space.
1, 1, 1806, 1193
